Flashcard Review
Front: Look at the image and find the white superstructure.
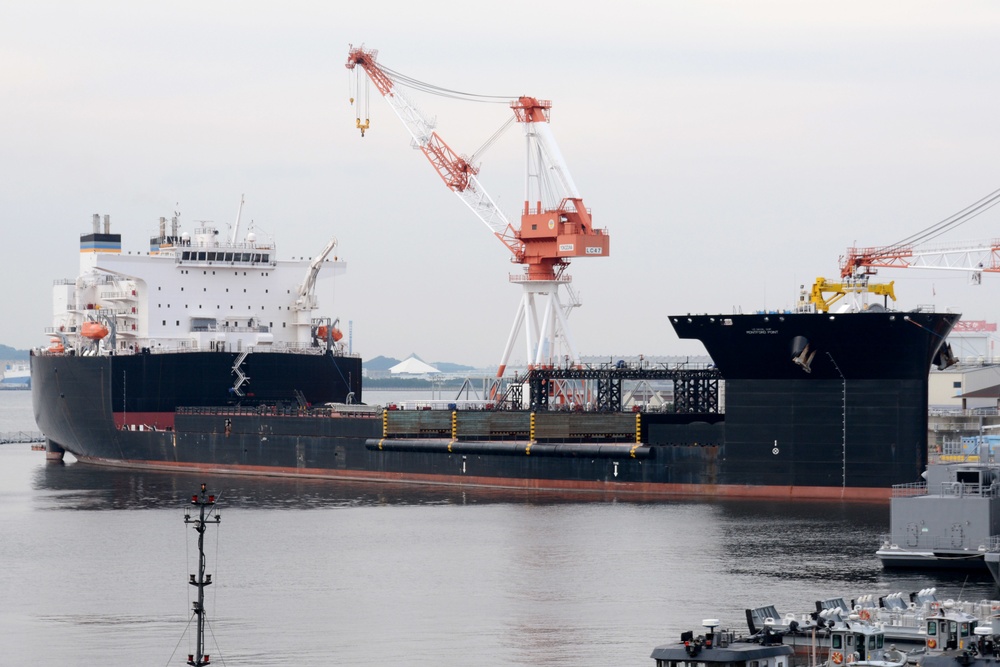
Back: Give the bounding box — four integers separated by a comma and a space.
47, 211, 345, 356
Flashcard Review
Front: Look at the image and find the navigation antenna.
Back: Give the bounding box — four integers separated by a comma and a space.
184, 484, 222, 666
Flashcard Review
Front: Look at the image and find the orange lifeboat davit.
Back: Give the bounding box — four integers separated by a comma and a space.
82, 322, 109, 340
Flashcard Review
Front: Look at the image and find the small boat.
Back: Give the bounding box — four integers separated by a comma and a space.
748, 594, 933, 655
651, 613, 907, 667
749, 608, 908, 667
651, 620, 794, 667
917, 601, 999, 667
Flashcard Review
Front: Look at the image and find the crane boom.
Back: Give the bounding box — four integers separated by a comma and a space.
345, 46, 520, 256
840, 186, 1000, 280
345, 45, 609, 379
841, 239, 1000, 279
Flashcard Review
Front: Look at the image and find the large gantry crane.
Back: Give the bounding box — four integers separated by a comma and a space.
345, 45, 609, 378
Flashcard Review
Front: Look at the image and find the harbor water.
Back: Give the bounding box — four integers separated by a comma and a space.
1, 390, 997, 666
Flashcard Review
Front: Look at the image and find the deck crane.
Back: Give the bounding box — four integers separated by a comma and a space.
840, 186, 1000, 285
345, 45, 610, 378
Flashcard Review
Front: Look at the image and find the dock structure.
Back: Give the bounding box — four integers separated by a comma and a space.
0, 431, 45, 444
520, 366, 722, 412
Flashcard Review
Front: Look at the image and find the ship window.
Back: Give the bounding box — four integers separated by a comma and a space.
203, 288, 207, 292
242, 253, 251, 262
283, 322, 286, 328
181, 287, 184, 291
832, 636, 842, 649
182, 251, 190, 260
263, 255, 269, 262
176, 320, 179, 326
198, 252, 206, 261
846, 637, 853, 647
208, 252, 217, 261
750, 662, 759, 667
928, 621, 937, 636
225, 253, 233, 261
953, 381, 962, 388
877, 636, 883, 649
158, 287, 161, 291
869, 637, 876, 650
265, 289, 268, 293
961, 623, 970, 637
243, 288, 246, 293
226, 288, 229, 292
162, 320, 166, 325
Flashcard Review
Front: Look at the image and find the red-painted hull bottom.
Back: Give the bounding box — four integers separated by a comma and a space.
74, 456, 893, 502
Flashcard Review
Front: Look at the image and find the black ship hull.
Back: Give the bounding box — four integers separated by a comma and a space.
31, 308, 959, 499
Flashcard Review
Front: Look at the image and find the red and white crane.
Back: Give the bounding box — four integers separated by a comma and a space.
840, 186, 1000, 285
345, 45, 609, 377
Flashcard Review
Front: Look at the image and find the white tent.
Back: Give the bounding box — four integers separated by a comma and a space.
388, 356, 440, 375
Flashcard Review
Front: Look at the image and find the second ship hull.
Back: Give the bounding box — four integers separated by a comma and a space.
31, 308, 959, 499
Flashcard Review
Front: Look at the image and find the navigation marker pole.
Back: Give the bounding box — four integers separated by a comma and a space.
185, 484, 221, 666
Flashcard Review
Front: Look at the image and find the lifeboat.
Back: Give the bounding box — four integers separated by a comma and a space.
48, 337, 65, 354
82, 322, 109, 340
316, 326, 344, 342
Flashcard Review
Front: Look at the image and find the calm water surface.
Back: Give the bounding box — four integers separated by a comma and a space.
1, 390, 996, 666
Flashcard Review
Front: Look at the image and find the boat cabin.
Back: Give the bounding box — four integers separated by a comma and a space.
925, 606, 979, 652
651, 622, 793, 667
825, 617, 891, 664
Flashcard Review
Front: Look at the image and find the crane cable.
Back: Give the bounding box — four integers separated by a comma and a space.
379, 64, 515, 104
879, 186, 1000, 254
377, 63, 520, 162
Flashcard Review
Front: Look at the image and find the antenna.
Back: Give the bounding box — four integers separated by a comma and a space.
184, 484, 221, 666
230, 194, 245, 244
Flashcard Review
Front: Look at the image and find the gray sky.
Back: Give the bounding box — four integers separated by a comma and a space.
4, 1, 1000, 367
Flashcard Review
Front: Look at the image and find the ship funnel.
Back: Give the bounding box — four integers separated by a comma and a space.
159, 217, 166, 239
92, 213, 100, 233
171, 215, 179, 237
103, 214, 110, 234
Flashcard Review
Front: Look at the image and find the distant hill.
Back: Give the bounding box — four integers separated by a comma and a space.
363, 355, 401, 371
362, 355, 476, 373
433, 361, 477, 373
0, 345, 29, 361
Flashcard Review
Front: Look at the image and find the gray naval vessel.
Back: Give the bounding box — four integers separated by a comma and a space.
877, 459, 1000, 570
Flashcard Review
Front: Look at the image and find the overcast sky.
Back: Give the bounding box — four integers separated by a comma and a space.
4, 1, 1000, 367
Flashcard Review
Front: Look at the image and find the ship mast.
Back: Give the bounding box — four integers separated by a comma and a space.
184, 484, 221, 667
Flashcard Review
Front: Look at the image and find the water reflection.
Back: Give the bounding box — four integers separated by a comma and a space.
33, 458, 719, 510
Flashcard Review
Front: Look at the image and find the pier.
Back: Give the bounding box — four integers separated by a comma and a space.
0, 431, 45, 444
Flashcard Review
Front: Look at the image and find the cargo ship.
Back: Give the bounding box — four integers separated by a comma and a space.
31, 212, 959, 499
